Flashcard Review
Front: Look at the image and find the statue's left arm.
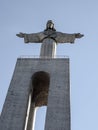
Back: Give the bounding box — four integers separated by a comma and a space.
55, 32, 84, 43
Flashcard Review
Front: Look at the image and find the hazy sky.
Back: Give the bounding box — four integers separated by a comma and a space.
0, 0, 98, 130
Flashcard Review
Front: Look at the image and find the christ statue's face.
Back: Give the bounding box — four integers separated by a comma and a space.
47, 20, 54, 29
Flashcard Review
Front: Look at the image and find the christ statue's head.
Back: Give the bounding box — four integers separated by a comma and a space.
45, 20, 56, 31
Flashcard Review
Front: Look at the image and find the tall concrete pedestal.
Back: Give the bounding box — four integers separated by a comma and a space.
0, 58, 70, 130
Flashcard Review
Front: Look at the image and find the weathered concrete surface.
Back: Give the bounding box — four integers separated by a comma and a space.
45, 58, 70, 130
0, 58, 70, 130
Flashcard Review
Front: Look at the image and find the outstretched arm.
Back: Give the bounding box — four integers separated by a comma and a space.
55, 32, 84, 43
16, 32, 44, 43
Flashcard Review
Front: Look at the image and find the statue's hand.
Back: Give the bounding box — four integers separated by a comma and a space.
16, 32, 25, 38
75, 33, 84, 38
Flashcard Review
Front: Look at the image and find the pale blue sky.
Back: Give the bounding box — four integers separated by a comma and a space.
0, 0, 98, 130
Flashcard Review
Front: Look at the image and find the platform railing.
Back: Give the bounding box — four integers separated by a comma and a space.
19, 55, 69, 59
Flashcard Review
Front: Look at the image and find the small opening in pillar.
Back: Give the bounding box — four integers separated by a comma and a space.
30, 71, 50, 130
32, 71, 50, 107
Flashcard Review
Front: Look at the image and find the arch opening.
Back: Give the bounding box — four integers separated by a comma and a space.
32, 71, 50, 107
31, 71, 50, 130
25, 71, 50, 130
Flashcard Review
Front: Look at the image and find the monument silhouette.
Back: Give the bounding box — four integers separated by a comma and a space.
0, 20, 83, 130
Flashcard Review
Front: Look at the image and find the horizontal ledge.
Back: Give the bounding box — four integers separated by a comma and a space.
18, 55, 69, 59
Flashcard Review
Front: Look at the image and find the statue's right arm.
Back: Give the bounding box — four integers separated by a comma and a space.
16, 32, 45, 43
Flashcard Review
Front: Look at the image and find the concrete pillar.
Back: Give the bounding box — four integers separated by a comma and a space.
0, 58, 70, 130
